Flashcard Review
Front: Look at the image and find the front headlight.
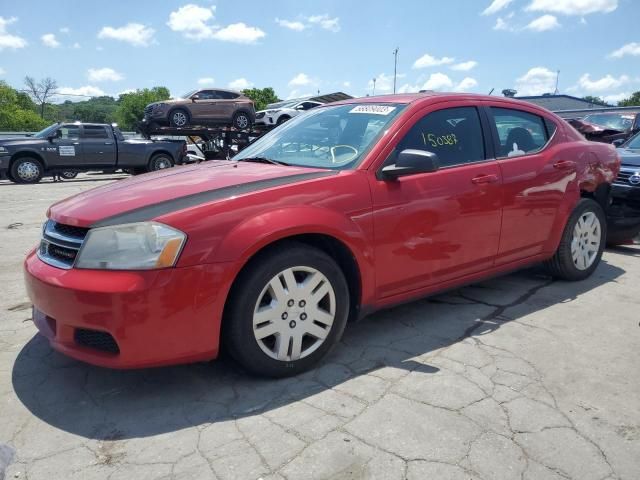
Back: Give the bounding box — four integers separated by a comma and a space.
75, 222, 186, 270
0, 146, 9, 155
265, 110, 278, 114
153, 103, 166, 110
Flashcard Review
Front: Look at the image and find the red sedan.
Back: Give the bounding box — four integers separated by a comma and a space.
24, 93, 619, 376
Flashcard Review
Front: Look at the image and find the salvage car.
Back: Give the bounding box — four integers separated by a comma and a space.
255, 99, 323, 126
0, 123, 186, 183
24, 93, 619, 377
607, 131, 640, 244
568, 111, 640, 144
143, 89, 255, 129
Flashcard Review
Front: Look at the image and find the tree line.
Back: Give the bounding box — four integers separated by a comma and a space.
0, 77, 280, 132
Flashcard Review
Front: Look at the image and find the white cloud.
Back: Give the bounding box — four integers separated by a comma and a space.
422, 73, 454, 91
87, 67, 123, 82
57, 85, 106, 101
609, 42, 640, 59
368, 73, 402, 93
289, 73, 312, 87
526, 0, 617, 15
526, 14, 561, 31
482, 0, 514, 15
275, 18, 306, 31
577, 73, 629, 92
118, 88, 136, 96
343, 81, 351, 88
307, 14, 340, 32
0, 67, 5, 76
454, 77, 479, 92
59, 27, 70, 34
197, 77, 215, 86
515, 67, 558, 95
228, 78, 253, 90
213, 23, 265, 44
168, 5, 265, 43
167, 4, 216, 39
41, 33, 60, 48
0, 17, 27, 50
98, 23, 155, 47
602, 92, 629, 104
451, 61, 478, 71
397, 83, 420, 94
72, 42, 81, 49
413, 53, 455, 69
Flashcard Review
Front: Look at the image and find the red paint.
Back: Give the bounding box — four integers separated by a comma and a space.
26, 93, 620, 368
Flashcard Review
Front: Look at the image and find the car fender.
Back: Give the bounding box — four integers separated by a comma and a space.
212, 205, 375, 305
10, 148, 48, 168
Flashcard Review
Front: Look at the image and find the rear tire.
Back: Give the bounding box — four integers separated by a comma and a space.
276, 115, 290, 125
10, 157, 43, 184
224, 242, 350, 377
60, 171, 78, 179
232, 111, 251, 130
147, 154, 174, 172
544, 198, 606, 281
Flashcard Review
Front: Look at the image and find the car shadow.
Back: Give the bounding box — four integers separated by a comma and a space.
11, 260, 625, 441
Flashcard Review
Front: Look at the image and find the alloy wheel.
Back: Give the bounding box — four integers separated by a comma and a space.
252, 266, 336, 362
153, 157, 172, 170
571, 211, 601, 270
172, 112, 187, 127
236, 114, 249, 129
16, 161, 40, 182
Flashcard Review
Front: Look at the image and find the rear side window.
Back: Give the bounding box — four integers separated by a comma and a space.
490, 108, 552, 157
398, 106, 486, 168
217, 91, 240, 99
197, 90, 218, 100
83, 126, 108, 139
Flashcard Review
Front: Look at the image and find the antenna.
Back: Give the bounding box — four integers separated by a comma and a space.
488, 88, 494, 95
393, 47, 399, 94
554, 70, 560, 95
372, 78, 376, 96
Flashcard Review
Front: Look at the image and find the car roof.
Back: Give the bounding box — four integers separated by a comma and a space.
198, 87, 243, 95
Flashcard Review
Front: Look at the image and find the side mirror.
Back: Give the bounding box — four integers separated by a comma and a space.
295, 105, 304, 110
612, 139, 625, 148
192, 94, 200, 102
380, 149, 440, 180
47, 131, 60, 142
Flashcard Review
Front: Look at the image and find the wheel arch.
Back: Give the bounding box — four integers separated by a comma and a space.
147, 149, 175, 165
168, 107, 190, 123
10, 150, 47, 169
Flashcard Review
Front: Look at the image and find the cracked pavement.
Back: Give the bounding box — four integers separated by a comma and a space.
1, 174, 639, 480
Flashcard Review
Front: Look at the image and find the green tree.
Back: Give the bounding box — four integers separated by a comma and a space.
0, 81, 49, 130
618, 91, 640, 107
241, 87, 280, 111
582, 96, 609, 106
114, 87, 171, 130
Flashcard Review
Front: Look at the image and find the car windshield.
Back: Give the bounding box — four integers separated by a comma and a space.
234, 103, 406, 170
625, 133, 640, 149
180, 90, 197, 99
32, 123, 59, 138
583, 113, 634, 132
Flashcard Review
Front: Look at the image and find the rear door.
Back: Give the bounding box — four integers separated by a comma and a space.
214, 90, 241, 122
369, 103, 503, 297
485, 105, 567, 264
43, 124, 81, 168
80, 125, 117, 167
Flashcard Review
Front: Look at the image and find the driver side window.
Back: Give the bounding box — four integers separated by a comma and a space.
398, 107, 486, 168
59, 125, 80, 140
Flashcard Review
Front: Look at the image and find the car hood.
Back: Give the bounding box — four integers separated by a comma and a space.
47, 161, 331, 228
0, 137, 46, 146
618, 148, 640, 167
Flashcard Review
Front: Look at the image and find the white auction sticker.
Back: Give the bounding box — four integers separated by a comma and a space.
349, 105, 396, 115
58, 146, 76, 156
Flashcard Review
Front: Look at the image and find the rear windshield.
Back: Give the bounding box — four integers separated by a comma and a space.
583, 113, 635, 131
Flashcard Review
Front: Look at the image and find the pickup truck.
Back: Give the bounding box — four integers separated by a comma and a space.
0, 122, 186, 184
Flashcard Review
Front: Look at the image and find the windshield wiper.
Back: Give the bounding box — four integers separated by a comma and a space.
237, 157, 290, 166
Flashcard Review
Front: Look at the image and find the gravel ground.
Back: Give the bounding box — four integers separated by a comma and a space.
1, 173, 639, 480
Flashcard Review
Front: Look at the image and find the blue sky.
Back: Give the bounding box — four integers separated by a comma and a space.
0, 0, 638, 103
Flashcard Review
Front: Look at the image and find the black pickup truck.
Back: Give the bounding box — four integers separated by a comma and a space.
0, 123, 186, 184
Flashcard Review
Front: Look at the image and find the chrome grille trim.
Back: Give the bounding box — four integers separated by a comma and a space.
613, 167, 640, 187
37, 221, 87, 269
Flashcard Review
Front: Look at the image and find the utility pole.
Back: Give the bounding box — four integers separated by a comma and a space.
392, 47, 399, 94
554, 70, 560, 95
372, 78, 376, 96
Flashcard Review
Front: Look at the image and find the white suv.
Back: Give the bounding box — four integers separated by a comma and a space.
255, 99, 323, 126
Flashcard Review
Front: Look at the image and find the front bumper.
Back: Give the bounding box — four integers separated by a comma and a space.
24, 250, 229, 369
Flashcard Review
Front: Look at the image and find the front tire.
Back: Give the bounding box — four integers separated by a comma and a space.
276, 115, 290, 125
545, 198, 606, 281
224, 243, 350, 377
233, 111, 251, 130
169, 109, 190, 127
60, 171, 78, 179
10, 157, 43, 184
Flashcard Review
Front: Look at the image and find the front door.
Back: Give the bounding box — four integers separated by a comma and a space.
43, 124, 81, 168
189, 90, 223, 122
369, 105, 503, 298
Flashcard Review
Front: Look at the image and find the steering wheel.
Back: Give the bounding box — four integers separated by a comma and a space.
330, 145, 358, 164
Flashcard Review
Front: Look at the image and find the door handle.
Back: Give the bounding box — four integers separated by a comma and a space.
72, 142, 80, 145
471, 174, 499, 184
553, 160, 576, 169
104, 142, 113, 145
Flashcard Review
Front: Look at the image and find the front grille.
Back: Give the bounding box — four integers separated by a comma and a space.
38, 221, 88, 269
75, 328, 120, 354
144, 105, 153, 117
614, 168, 640, 187
255, 112, 265, 119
